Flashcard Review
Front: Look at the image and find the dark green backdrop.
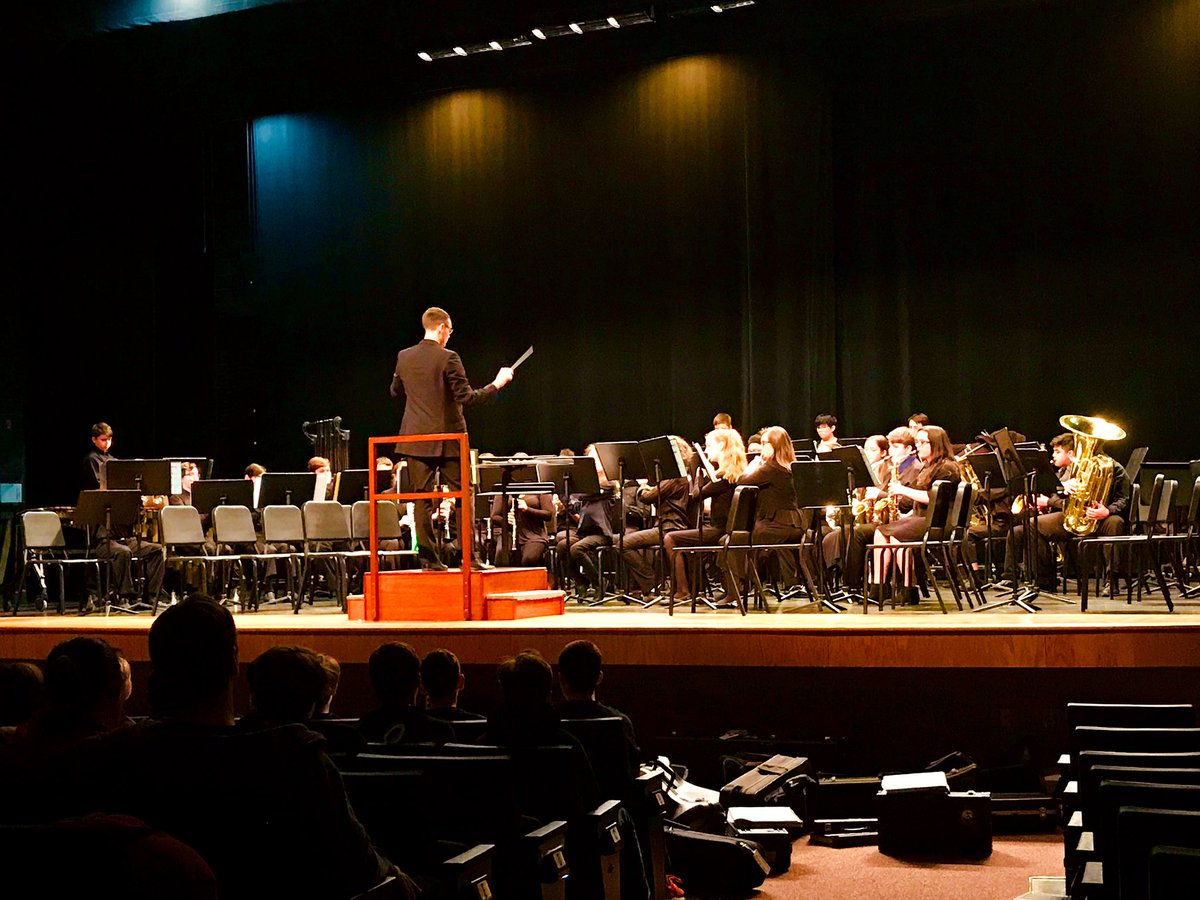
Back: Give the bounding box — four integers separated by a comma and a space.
13, 0, 1199, 505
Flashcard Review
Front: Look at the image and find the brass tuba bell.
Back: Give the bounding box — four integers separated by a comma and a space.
1059, 415, 1127, 536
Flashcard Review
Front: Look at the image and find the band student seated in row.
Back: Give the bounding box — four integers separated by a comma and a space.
620, 436, 695, 599
814, 414, 842, 453
871, 425, 962, 604
554, 445, 617, 590
838, 427, 924, 591
1008, 431, 1128, 592
82, 422, 166, 610
663, 427, 747, 604
735, 425, 805, 582
489, 489, 555, 568
820, 433, 887, 576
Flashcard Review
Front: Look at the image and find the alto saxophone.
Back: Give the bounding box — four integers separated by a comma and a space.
875, 456, 903, 524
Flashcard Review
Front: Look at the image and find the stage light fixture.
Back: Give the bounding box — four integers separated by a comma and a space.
418, 51, 433, 62
453, 46, 467, 56
532, 28, 546, 39
607, 16, 620, 27
569, 22, 583, 34
489, 40, 502, 50
416, 8, 655, 63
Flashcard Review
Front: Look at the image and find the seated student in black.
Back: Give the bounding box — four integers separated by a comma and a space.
0, 596, 409, 900
357, 641, 456, 745
553, 640, 640, 783
421, 648, 486, 723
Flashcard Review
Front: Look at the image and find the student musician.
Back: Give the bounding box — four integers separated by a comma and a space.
621, 437, 695, 598
871, 425, 961, 603
490, 491, 555, 567
814, 414, 842, 453
663, 428, 747, 604
554, 446, 616, 590
1009, 432, 1127, 591
840, 428, 923, 590
734, 426, 804, 581
821, 434, 888, 573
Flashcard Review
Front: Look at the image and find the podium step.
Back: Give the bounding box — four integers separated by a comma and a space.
485, 589, 566, 621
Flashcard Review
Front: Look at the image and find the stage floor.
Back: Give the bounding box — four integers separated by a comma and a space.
3, 587, 1198, 669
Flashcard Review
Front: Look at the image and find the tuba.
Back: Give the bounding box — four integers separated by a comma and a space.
1059, 415, 1127, 536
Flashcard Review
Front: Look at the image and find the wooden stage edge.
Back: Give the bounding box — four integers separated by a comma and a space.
3, 610, 1199, 670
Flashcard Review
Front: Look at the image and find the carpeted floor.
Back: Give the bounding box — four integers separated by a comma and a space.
687, 834, 1063, 900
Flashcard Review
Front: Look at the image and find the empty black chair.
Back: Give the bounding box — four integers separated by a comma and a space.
1115, 807, 1200, 900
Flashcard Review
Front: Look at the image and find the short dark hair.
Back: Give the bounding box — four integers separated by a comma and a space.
91, 422, 112, 439
497, 650, 553, 706
44, 637, 125, 718
713, 413, 732, 429
814, 414, 837, 429
244, 463, 266, 478
420, 649, 462, 701
907, 413, 929, 427
368, 642, 421, 704
147, 595, 238, 715
557, 640, 603, 694
247, 646, 327, 723
422, 307, 450, 330
1050, 432, 1076, 452
887, 426, 917, 449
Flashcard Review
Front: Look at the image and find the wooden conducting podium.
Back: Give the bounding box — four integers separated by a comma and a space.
346, 432, 564, 622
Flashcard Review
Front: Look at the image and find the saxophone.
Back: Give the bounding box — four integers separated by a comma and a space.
1059, 415, 1127, 536
875, 455, 903, 524
954, 443, 988, 529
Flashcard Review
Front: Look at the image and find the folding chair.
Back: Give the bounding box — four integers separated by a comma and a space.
157, 506, 216, 612
211, 505, 292, 611
15, 511, 103, 615
669, 486, 757, 616
262, 505, 304, 608
1080, 476, 1177, 611
863, 481, 954, 613
350, 500, 417, 570
298, 501, 355, 612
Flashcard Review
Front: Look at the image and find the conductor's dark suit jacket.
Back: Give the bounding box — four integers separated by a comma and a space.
390, 339, 497, 457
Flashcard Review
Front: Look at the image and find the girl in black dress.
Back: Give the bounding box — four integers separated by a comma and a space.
872, 425, 961, 595
735, 425, 805, 583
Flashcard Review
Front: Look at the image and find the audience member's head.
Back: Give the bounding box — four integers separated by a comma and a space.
247, 646, 327, 724
43, 636, 128, 731
368, 642, 422, 707
147, 595, 238, 722
420, 649, 465, 709
0, 661, 45, 727
317, 653, 341, 715
557, 640, 603, 700
497, 650, 554, 707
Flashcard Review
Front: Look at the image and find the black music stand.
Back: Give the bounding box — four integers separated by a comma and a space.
788, 460, 850, 612
166, 457, 214, 481
192, 480, 254, 516
538, 457, 603, 599
634, 436, 690, 607
102, 459, 172, 495
593, 442, 649, 604
73, 489, 143, 613
257, 473, 319, 508
976, 429, 1047, 612
334, 469, 392, 504
966, 451, 1005, 589
476, 461, 551, 567
822, 447, 878, 606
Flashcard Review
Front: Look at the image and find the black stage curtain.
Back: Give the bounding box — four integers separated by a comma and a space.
14, 0, 1199, 506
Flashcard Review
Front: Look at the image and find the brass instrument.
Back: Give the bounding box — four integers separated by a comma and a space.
954, 443, 988, 528
1059, 414, 1127, 536
874, 456, 903, 524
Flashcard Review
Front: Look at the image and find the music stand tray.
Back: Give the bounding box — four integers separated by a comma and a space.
73, 490, 142, 530
335, 469, 392, 503
638, 436, 688, 480
593, 442, 647, 483
536, 458, 602, 497
825, 446, 878, 490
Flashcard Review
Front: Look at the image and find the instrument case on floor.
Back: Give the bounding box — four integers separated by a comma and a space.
719, 754, 812, 809
664, 824, 770, 894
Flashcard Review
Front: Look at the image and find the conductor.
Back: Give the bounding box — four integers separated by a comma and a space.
390, 307, 513, 569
